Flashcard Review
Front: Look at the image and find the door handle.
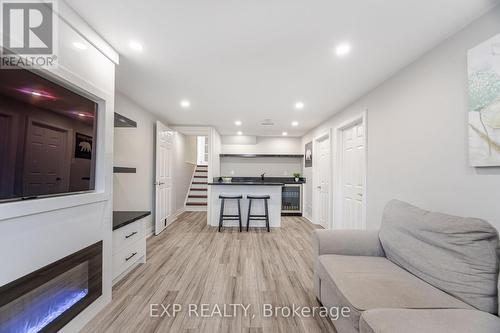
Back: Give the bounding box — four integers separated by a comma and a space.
56, 177, 62, 181
125, 252, 137, 261
125, 231, 138, 239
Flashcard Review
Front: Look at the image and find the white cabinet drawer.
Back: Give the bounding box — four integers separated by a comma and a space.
112, 238, 145, 280
112, 220, 145, 254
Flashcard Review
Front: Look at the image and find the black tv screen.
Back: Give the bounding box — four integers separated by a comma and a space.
0, 68, 97, 202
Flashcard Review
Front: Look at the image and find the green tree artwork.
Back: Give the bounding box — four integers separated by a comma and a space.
468, 34, 500, 166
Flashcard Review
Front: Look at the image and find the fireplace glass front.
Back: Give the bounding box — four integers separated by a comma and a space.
0, 241, 102, 333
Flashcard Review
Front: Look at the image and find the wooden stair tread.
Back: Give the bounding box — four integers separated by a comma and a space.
188, 195, 207, 198
194, 175, 208, 178
192, 181, 207, 184
190, 188, 207, 191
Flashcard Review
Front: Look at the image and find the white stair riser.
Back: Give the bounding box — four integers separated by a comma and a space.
184, 164, 209, 211
189, 191, 207, 196
187, 197, 207, 203
185, 205, 207, 212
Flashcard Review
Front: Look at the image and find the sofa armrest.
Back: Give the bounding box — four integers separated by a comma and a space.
312, 229, 385, 257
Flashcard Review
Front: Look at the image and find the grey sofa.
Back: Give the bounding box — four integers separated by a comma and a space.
313, 200, 500, 333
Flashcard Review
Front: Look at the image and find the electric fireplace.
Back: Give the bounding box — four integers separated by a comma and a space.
0, 241, 102, 333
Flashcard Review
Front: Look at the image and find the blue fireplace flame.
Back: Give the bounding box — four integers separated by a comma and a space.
0, 288, 88, 333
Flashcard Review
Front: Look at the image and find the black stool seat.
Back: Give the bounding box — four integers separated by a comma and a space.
219, 194, 243, 199
246, 195, 270, 232
218, 195, 242, 232
247, 195, 270, 199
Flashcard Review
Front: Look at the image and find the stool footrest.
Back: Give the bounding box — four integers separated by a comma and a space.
246, 195, 270, 232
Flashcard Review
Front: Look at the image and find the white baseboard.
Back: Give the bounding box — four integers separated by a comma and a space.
112, 254, 146, 285
172, 207, 186, 220
145, 208, 185, 238
303, 214, 313, 223
145, 227, 154, 239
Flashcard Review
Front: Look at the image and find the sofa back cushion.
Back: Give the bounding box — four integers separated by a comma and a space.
379, 200, 499, 314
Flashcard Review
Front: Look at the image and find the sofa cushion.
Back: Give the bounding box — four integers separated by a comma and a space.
317, 255, 471, 331
379, 200, 499, 313
359, 309, 500, 333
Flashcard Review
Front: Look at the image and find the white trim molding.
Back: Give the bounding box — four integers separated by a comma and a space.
312, 130, 333, 229
333, 110, 368, 230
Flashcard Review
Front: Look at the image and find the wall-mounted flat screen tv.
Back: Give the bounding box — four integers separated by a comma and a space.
0, 68, 98, 202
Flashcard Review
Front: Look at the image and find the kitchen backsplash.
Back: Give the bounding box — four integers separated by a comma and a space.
220, 157, 303, 177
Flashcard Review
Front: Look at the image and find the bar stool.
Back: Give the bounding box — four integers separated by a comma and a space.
246, 195, 271, 232
218, 194, 243, 232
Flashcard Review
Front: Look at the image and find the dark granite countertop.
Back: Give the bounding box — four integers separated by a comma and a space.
208, 177, 306, 186
113, 211, 151, 231
208, 181, 285, 186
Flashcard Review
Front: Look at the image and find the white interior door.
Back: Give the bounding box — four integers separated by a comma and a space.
341, 121, 365, 229
155, 121, 173, 235
24, 120, 70, 196
316, 137, 330, 229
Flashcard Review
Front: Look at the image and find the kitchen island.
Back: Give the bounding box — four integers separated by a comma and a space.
208, 179, 283, 229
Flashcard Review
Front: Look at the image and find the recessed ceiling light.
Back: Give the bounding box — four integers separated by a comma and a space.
335, 43, 351, 57
282, 132, 288, 136
129, 40, 143, 52
72, 42, 88, 50
235, 120, 242, 126
294, 102, 305, 110
31, 91, 42, 96
291, 121, 299, 127
180, 100, 191, 108
78, 113, 86, 117
237, 131, 243, 135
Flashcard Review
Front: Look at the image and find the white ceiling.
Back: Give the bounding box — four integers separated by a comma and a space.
66, 0, 499, 136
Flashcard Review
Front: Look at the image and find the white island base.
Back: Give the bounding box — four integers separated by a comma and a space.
209, 184, 282, 229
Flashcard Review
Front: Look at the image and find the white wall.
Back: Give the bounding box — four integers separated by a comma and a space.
173, 133, 196, 212
0, 3, 117, 332
185, 135, 197, 164
220, 136, 303, 177
221, 136, 302, 154
302, 6, 500, 230
114, 94, 158, 235
114, 94, 193, 235
211, 129, 222, 178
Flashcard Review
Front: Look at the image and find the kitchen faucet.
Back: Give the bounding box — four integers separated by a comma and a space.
260, 173, 266, 181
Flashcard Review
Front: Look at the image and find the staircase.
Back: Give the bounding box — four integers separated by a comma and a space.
185, 165, 208, 211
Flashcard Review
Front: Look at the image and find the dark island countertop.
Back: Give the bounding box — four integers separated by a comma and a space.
208, 181, 285, 186
113, 211, 151, 231
208, 177, 306, 186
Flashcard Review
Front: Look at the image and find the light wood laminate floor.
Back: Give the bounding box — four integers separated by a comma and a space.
81, 212, 337, 333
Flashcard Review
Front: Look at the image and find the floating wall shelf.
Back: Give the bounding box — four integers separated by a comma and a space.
113, 167, 136, 174
114, 112, 137, 128
220, 154, 304, 158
